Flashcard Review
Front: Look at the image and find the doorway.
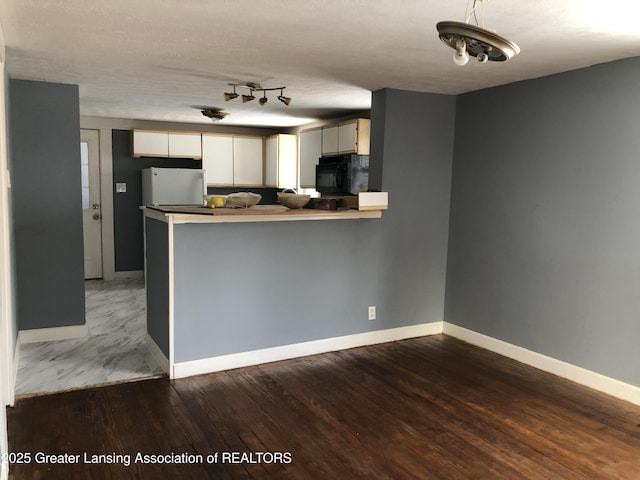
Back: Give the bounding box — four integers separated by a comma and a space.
81, 129, 102, 279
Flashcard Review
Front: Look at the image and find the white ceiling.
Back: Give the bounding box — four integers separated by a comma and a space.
1, 0, 639, 127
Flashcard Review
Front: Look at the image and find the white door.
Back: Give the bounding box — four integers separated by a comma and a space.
81, 129, 103, 279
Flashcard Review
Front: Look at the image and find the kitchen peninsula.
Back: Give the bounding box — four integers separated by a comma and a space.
144, 204, 396, 379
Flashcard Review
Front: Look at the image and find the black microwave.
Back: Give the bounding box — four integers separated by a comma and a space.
315, 154, 369, 196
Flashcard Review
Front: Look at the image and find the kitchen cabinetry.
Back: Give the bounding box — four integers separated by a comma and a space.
132, 129, 202, 159
233, 136, 264, 186
168, 132, 202, 159
321, 125, 339, 156
319, 118, 370, 156
265, 134, 298, 189
132, 130, 168, 158
299, 128, 322, 188
202, 134, 264, 187
202, 134, 233, 185
338, 119, 370, 155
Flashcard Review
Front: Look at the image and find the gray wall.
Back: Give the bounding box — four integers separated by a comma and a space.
371, 89, 456, 327
172, 219, 382, 363
145, 217, 170, 357
9, 80, 85, 330
445, 57, 640, 386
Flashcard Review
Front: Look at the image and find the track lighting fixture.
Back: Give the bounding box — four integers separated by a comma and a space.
277, 88, 292, 106
223, 85, 238, 101
241, 91, 256, 103
224, 83, 291, 107
436, 0, 519, 66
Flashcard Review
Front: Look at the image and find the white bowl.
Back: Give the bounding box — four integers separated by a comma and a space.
277, 192, 311, 209
226, 192, 261, 208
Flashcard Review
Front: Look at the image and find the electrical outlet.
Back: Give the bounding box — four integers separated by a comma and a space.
368, 306, 376, 320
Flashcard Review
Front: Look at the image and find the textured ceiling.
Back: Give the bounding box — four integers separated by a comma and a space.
1, 0, 639, 127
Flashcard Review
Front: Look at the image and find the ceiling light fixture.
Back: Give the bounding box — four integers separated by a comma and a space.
223, 85, 239, 101
201, 107, 230, 121
225, 83, 291, 106
241, 91, 256, 103
436, 0, 520, 66
277, 88, 292, 106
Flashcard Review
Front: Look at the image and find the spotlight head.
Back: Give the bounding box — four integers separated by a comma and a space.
259, 96, 268, 106
241, 93, 256, 103
223, 92, 239, 101
278, 95, 292, 106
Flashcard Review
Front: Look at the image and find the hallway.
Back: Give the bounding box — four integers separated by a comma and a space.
15, 277, 164, 396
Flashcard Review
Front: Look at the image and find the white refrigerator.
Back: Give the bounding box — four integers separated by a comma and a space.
141, 167, 207, 206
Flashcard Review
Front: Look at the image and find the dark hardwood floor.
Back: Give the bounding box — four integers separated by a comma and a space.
7, 335, 640, 479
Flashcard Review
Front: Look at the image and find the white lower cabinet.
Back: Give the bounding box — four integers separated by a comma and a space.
266, 134, 298, 189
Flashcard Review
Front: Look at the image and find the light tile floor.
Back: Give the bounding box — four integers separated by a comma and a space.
15, 277, 165, 397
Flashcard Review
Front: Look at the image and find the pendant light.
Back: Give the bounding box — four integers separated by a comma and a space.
436, 0, 520, 66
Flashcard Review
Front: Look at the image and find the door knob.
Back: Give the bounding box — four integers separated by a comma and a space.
93, 214, 101, 220
92, 204, 100, 210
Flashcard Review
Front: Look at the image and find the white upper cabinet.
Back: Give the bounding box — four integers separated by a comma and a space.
168, 132, 202, 159
299, 128, 322, 188
132, 130, 168, 157
132, 129, 202, 159
266, 134, 298, 189
202, 134, 234, 185
338, 118, 371, 155
233, 136, 264, 186
319, 118, 371, 156
321, 125, 339, 155
202, 134, 264, 187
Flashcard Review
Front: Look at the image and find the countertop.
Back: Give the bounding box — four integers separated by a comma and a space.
143, 205, 383, 224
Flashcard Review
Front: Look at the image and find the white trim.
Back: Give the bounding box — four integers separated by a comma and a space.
167, 216, 175, 379
18, 324, 88, 344
1, 461, 7, 480
113, 270, 144, 281
443, 322, 640, 407
173, 322, 442, 379
11, 339, 19, 404
145, 333, 169, 374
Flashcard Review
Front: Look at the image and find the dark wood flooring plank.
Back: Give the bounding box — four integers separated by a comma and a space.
8, 335, 640, 479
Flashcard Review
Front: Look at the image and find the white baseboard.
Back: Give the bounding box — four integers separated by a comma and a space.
10, 338, 19, 406
113, 270, 144, 281
18, 324, 88, 344
443, 322, 640, 407
146, 333, 170, 374
173, 322, 443, 379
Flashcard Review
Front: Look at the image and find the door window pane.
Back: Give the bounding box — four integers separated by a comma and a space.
81, 142, 89, 209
